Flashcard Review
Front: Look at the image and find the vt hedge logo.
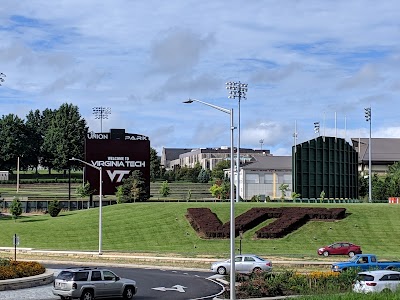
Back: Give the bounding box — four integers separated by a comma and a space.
186, 207, 346, 239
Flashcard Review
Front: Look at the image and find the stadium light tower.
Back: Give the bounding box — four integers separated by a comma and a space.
314, 122, 320, 136
92, 107, 111, 133
0, 72, 6, 85
183, 98, 237, 300
364, 107, 372, 203
226, 81, 248, 203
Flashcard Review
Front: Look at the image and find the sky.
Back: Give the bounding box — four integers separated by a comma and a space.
0, 1, 399, 156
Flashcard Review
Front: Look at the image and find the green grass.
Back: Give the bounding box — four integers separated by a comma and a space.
1, 202, 400, 259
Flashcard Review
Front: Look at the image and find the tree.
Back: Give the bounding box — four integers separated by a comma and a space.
75, 181, 95, 198
48, 200, 62, 217
0, 114, 29, 171
197, 168, 210, 183
319, 190, 326, 202
118, 170, 149, 203
211, 160, 230, 180
10, 197, 22, 221
24, 109, 45, 172
279, 184, 289, 200
209, 179, 230, 201
150, 147, 162, 182
159, 181, 170, 197
291, 192, 301, 200
41, 103, 87, 172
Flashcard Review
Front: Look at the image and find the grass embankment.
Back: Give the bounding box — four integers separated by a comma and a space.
298, 292, 400, 299
1, 202, 400, 260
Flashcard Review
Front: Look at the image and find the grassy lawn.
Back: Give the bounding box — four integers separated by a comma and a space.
1, 202, 400, 260
298, 292, 400, 299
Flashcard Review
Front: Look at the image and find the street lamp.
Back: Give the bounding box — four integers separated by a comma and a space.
92, 107, 111, 133
364, 107, 372, 203
183, 98, 236, 300
69, 157, 103, 255
226, 81, 248, 203
314, 122, 320, 136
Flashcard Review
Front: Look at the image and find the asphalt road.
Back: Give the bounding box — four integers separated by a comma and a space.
0, 263, 224, 300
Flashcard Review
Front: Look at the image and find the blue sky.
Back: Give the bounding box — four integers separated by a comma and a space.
0, 1, 399, 156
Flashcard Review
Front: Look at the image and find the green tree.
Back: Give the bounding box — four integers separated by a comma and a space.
118, 170, 149, 203
41, 103, 87, 172
291, 192, 301, 200
0, 114, 29, 171
319, 190, 326, 202
209, 179, 230, 201
10, 197, 22, 221
48, 200, 62, 217
211, 160, 230, 180
197, 168, 210, 183
24, 109, 45, 172
279, 184, 289, 200
150, 147, 162, 182
159, 181, 170, 197
75, 181, 95, 198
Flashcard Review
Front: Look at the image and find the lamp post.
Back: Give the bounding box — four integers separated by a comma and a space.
92, 107, 111, 133
183, 98, 236, 300
69, 157, 103, 255
314, 122, 320, 136
226, 81, 248, 203
364, 107, 372, 203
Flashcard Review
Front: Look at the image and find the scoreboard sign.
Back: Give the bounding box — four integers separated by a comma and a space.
85, 129, 150, 195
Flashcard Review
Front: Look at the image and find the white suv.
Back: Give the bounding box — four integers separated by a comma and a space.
353, 270, 400, 293
52, 267, 137, 300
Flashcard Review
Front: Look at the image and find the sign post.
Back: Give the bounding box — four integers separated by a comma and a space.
13, 234, 19, 261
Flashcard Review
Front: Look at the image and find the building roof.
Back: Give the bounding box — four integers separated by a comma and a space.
162, 148, 193, 161
351, 138, 400, 164
241, 155, 292, 171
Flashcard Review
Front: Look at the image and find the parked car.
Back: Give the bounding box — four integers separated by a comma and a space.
211, 254, 272, 275
353, 270, 400, 293
332, 254, 400, 272
317, 242, 362, 257
52, 266, 137, 300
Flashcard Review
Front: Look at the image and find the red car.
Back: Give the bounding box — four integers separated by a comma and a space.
317, 242, 362, 257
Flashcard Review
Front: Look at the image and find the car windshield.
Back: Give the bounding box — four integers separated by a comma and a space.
349, 256, 360, 262
356, 274, 374, 281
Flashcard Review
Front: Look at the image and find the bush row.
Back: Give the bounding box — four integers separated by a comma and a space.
230, 269, 358, 298
0, 258, 45, 280
186, 207, 346, 239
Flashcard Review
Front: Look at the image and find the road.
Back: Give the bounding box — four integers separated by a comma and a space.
0, 263, 224, 300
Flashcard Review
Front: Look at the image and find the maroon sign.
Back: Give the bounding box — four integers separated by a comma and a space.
85, 129, 150, 195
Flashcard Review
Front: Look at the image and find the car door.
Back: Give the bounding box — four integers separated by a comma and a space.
340, 243, 350, 255
102, 270, 122, 297
379, 274, 400, 291
329, 243, 341, 255
234, 256, 245, 272
90, 270, 105, 297
241, 256, 258, 273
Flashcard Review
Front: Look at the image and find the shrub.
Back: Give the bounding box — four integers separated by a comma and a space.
48, 200, 62, 217
0, 260, 45, 280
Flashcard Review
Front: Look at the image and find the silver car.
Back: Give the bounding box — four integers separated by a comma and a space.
52, 267, 137, 300
353, 270, 400, 293
211, 254, 272, 275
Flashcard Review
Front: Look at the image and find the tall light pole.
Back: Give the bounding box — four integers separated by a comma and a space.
293, 120, 298, 194
226, 81, 248, 203
69, 157, 103, 255
365, 107, 372, 203
314, 121, 320, 136
183, 98, 236, 300
0, 72, 6, 85
92, 107, 111, 133
259, 139, 264, 151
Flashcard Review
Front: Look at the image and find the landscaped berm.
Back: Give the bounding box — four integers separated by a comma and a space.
0, 257, 45, 280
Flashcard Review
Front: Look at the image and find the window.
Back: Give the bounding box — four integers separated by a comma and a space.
57, 271, 74, 281
103, 270, 116, 281
235, 257, 243, 262
74, 272, 89, 281
244, 256, 255, 262
380, 274, 400, 281
91, 271, 102, 281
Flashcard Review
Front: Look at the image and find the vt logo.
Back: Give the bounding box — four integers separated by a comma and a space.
106, 170, 131, 182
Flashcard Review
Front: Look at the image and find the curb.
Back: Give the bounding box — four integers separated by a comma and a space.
0, 269, 54, 291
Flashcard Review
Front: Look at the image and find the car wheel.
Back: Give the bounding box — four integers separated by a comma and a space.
323, 251, 329, 257
123, 286, 135, 299
217, 266, 227, 275
252, 267, 262, 273
348, 251, 355, 257
382, 288, 392, 293
80, 290, 94, 300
